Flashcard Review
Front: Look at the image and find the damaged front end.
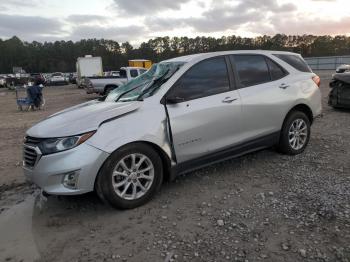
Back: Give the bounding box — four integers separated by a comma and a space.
329, 73, 350, 109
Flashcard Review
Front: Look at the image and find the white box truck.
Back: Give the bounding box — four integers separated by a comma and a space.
76, 55, 103, 88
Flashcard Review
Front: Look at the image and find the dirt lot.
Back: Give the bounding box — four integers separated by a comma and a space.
0, 75, 350, 262
0, 85, 99, 187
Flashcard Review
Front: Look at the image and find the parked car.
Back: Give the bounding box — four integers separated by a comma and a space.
5, 75, 31, 87
49, 72, 68, 85
336, 64, 350, 73
0, 76, 7, 87
329, 73, 350, 108
86, 67, 147, 95
23, 50, 322, 209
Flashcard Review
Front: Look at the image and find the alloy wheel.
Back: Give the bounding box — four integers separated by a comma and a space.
288, 118, 308, 150
112, 153, 154, 200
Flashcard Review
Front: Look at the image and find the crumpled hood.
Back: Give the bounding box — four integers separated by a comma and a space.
27, 100, 141, 138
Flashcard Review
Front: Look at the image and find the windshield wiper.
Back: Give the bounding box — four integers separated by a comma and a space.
115, 80, 152, 102
136, 69, 172, 101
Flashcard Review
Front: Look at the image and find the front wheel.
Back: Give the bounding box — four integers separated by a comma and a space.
96, 143, 163, 209
278, 111, 311, 155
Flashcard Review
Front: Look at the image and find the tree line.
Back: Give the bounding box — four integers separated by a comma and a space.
0, 34, 350, 73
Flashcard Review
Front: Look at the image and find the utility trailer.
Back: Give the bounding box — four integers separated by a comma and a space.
76, 55, 103, 88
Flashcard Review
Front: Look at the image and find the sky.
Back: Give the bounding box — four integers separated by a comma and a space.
0, 0, 349, 44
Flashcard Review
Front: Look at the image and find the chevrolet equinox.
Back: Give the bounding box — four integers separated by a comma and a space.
23, 50, 322, 209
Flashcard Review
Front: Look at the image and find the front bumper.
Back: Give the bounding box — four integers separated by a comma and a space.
23, 143, 109, 195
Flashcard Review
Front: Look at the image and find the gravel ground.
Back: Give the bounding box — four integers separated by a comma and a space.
0, 85, 98, 188
0, 74, 349, 262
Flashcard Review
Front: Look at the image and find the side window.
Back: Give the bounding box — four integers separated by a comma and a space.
170, 57, 230, 101
139, 69, 147, 75
119, 70, 127, 78
273, 54, 312, 73
130, 69, 138, 78
266, 58, 288, 81
233, 55, 270, 87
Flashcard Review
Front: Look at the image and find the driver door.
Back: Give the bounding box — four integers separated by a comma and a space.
165, 56, 243, 163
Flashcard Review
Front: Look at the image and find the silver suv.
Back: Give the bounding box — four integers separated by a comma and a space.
23, 50, 322, 209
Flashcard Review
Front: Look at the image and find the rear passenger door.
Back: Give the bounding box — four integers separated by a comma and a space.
230, 54, 291, 140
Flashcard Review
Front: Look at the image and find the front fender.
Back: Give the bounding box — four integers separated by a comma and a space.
86, 103, 173, 163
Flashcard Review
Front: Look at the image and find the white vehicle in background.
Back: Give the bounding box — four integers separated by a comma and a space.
0, 76, 7, 87
86, 67, 147, 95
76, 55, 103, 88
49, 72, 68, 85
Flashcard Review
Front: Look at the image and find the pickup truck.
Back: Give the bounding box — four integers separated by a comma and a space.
86, 67, 147, 95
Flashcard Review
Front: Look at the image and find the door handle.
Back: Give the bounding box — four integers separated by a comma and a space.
222, 97, 237, 103
279, 83, 289, 89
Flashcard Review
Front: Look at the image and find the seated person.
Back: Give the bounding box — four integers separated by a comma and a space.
27, 79, 43, 109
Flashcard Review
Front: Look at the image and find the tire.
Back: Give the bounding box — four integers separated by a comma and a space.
96, 143, 163, 209
278, 111, 311, 155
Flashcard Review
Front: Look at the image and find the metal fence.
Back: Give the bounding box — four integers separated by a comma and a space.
305, 55, 350, 70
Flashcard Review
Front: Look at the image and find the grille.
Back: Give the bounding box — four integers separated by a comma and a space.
25, 136, 42, 145
23, 146, 38, 168
23, 136, 42, 168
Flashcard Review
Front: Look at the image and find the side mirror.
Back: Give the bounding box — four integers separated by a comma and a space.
165, 96, 185, 104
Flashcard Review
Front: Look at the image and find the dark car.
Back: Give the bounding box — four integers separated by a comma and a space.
329, 73, 350, 109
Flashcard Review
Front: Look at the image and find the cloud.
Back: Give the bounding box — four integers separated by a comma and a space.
267, 14, 350, 35
67, 15, 108, 24
0, 13, 65, 40
0, 0, 36, 10
112, 0, 191, 15
0, 0, 349, 43
146, 0, 297, 33
70, 25, 146, 42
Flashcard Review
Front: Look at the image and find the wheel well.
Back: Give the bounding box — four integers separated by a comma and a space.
96, 141, 172, 185
287, 104, 314, 124
141, 141, 172, 182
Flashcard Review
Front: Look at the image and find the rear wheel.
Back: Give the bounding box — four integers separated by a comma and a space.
278, 111, 311, 155
96, 143, 163, 209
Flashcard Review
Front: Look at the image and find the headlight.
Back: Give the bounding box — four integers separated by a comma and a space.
39, 131, 95, 155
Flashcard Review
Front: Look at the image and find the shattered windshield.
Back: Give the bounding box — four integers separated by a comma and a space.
105, 62, 185, 102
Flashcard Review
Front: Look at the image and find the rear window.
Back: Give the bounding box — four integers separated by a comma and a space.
273, 54, 311, 73
266, 58, 288, 81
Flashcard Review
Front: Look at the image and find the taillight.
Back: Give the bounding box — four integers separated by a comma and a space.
312, 75, 321, 87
